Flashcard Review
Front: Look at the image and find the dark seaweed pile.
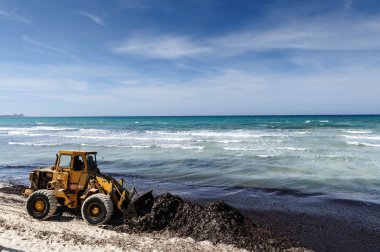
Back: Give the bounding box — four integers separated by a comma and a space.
0, 184, 27, 195
105, 193, 299, 251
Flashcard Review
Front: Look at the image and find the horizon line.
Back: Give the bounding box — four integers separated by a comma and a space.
4, 113, 380, 118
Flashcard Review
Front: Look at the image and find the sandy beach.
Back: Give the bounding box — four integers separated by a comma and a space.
0, 188, 311, 252
0, 191, 244, 252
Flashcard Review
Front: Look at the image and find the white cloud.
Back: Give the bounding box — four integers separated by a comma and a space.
0, 61, 379, 116
0, 77, 89, 94
108, 65, 380, 115
78, 11, 105, 26
0, 8, 30, 23
112, 35, 212, 59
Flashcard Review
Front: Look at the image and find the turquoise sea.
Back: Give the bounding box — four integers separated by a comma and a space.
0, 115, 379, 203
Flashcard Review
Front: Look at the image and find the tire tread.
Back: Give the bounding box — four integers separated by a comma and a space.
81, 193, 113, 224
26, 189, 57, 220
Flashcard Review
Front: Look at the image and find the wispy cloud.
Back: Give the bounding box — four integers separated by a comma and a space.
112, 13, 380, 60
112, 35, 211, 59
0, 8, 30, 23
211, 16, 380, 53
344, 0, 354, 9
78, 10, 105, 26
22, 35, 83, 61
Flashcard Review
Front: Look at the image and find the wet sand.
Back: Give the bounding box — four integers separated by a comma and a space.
186, 187, 380, 252
117, 176, 380, 252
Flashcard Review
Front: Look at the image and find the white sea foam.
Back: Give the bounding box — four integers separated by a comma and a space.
319, 120, 329, 123
8, 142, 61, 147
31, 126, 76, 131
3, 126, 75, 137
65, 135, 117, 140
304, 120, 311, 124
158, 144, 204, 150
256, 154, 270, 158
8, 130, 44, 136
341, 130, 372, 134
66, 134, 141, 141
215, 140, 244, 143
223, 147, 261, 151
0, 181, 10, 187
293, 131, 310, 135
79, 128, 109, 134
80, 143, 151, 148
189, 131, 255, 138
179, 146, 204, 150
224, 147, 246, 151
346, 141, 380, 147
277, 147, 306, 151
0, 127, 28, 131
342, 135, 380, 141
129, 145, 152, 149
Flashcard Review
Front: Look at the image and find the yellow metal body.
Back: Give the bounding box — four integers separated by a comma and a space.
24, 150, 135, 212
25, 150, 99, 209
24, 150, 153, 219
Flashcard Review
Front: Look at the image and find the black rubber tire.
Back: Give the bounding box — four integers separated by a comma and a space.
81, 194, 113, 225
26, 190, 57, 220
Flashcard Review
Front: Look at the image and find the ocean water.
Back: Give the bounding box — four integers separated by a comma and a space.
0, 115, 380, 203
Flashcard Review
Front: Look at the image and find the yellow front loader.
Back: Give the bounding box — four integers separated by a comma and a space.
23, 150, 153, 224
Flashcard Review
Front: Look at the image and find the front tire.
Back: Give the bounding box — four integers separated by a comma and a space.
81, 194, 113, 225
26, 190, 57, 220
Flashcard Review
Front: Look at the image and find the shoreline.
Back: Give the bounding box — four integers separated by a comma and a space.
126, 178, 380, 252
0, 185, 310, 252
1, 179, 380, 251
186, 189, 380, 252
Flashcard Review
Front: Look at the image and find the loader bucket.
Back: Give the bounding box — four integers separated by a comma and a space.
132, 190, 154, 216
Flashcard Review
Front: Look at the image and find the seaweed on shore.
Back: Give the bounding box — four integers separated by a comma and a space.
104, 193, 300, 251
0, 185, 303, 251
0, 185, 27, 195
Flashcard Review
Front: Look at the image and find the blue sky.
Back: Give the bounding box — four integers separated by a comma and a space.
0, 0, 380, 116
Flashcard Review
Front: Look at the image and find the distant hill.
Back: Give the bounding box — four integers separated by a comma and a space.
0, 114, 24, 118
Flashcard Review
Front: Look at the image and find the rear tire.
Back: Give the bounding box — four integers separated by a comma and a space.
26, 190, 57, 220
81, 194, 113, 225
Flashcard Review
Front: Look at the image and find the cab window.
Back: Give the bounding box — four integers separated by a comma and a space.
59, 155, 71, 169
73, 155, 84, 171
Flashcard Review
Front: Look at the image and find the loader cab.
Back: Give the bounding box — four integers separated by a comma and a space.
56, 151, 98, 192
57, 153, 84, 171
56, 151, 98, 173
